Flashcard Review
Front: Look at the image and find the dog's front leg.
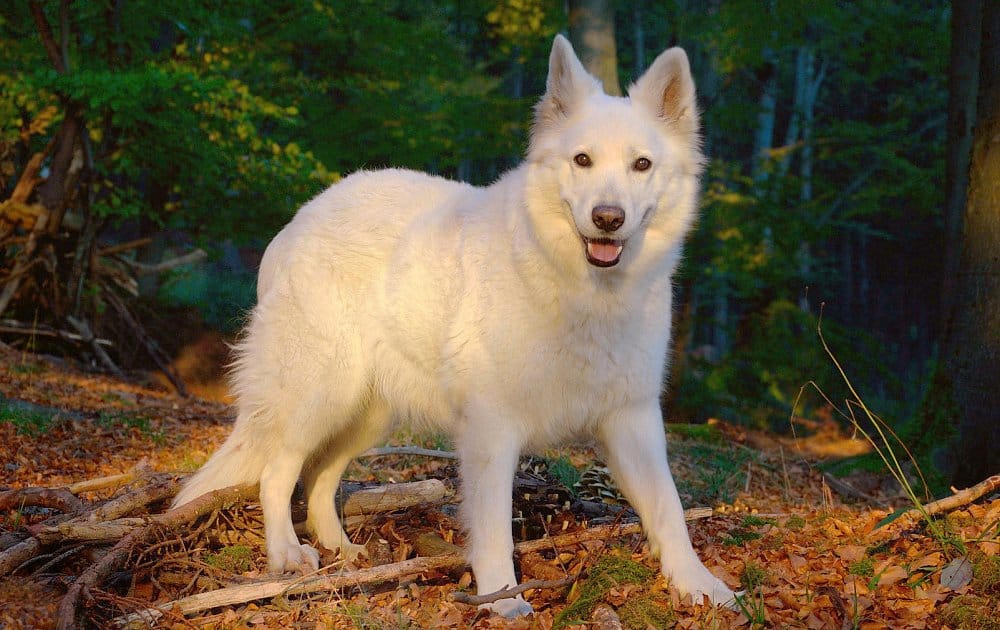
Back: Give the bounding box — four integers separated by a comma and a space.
456, 419, 532, 618
599, 401, 737, 607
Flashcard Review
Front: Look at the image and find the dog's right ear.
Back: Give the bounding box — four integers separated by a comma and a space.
534, 34, 601, 132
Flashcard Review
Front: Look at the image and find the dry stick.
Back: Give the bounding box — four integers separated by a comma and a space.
67, 468, 145, 495
449, 573, 578, 605
0, 487, 84, 513
86, 476, 181, 522
55, 484, 258, 630
0, 537, 41, 577
66, 315, 126, 379
360, 446, 459, 459
869, 473, 1000, 543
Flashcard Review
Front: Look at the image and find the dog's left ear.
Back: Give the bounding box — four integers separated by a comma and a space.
534, 35, 602, 133
629, 48, 699, 140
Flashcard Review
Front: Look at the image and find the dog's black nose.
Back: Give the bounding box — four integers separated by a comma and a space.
592, 206, 625, 232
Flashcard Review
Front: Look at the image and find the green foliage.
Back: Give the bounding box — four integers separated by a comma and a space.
545, 455, 582, 492
617, 592, 676, 629
159, 266, 255, 333
740, 562, 770, 590
0, 400, 58, 436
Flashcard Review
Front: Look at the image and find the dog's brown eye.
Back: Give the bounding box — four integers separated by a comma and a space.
633, 157, 652, 172
574, 153, 592, 167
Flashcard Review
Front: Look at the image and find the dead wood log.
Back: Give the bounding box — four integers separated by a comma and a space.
0, 537, 41, 577
341, 479, 446, 517
55, 484, 258, 630
85, 475, 180, 522
0, 487, 84, 513
868, 473, 1000, 543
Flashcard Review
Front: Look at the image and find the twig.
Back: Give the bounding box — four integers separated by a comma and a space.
129, 249, 207, 276
67, 467, 145, 495
96, 238, 152, 257
66, 315, 126, 378
869, 474, 1000, 542
0, 321, 114, 346
449, 573, 577, 605
0, 537, 41, 577
114, 554, 467, 625
360, 446, 458, 459
0, 487, 84, 513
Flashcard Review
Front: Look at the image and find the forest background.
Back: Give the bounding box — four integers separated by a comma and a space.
1, 1, 997, 492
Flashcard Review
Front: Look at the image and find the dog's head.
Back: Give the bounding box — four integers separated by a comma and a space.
526, 35, 702, 274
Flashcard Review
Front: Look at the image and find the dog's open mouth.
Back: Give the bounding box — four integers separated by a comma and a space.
584, 237, 624, 267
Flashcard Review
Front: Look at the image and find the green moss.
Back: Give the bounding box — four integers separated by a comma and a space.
849, 557, 874, 578
205, 545, 255, 574
942, 595, 1000, 630
784, 515, 806, 530
618, 593, 675, 629
973, 554, 1000, 594
553, 551, 654, 630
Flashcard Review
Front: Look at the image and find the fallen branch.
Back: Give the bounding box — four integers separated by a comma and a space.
0, 487, 84, 514
55, 484, 257, 630
360, 446, 458, 459
114, 554, 467, 625
0, 537, 41, 577
67, 465, 148, 495
129, 248, 207, 276
869, 474, 1000, 543
341, 479, 446, 517
449, 573, 577, 605
66, 315, 125, 379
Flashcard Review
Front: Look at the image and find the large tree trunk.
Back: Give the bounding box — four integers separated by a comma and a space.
944, 2, 1000, 486
942, 1, 983, 326
567, 0, 621, 96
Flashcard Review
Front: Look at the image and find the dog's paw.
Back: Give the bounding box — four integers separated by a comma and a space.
268, 542, 320, 574
667, 563, 737, 608
479, 596, 533, 618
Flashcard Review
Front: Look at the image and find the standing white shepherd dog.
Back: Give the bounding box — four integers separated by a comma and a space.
173, 35, 736, 617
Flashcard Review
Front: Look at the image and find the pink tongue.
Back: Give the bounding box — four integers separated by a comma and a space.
587, 240, 623, 262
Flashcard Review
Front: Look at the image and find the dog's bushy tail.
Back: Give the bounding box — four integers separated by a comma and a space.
171, 414, 268, 508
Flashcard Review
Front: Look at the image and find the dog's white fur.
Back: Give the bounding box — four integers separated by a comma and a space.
173, 35, 735, 616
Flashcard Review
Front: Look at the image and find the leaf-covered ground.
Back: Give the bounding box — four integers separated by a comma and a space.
0, 345, 997, 629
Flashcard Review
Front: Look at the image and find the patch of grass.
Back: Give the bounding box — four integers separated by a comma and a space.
740, 562, 769, 590
9, 362, 44, 375
554, 550, 654, 629
0, 402, 58, 436
677, 441, 756, 505
784, 515, 806, 530
204, 545, 255, 574
721, 527, 763, 547
849, 556, 874, 579
741, 515, 776, 528
96, 411, 167, 445
667, 422, 725, 444
733, 588, 768, 629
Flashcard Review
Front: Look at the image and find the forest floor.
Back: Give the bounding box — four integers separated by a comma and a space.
0, 344, 998, 629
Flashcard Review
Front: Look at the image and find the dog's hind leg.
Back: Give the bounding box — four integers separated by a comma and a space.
261, 444, 320, 573
599, 401, 737, 608
304, 398, 392, 562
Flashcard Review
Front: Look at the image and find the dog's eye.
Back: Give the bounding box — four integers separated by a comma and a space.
633, 157, 652, 172
573, 153, 592, 168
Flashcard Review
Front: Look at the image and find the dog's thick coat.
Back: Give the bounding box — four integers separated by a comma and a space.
173, 35, 735, 616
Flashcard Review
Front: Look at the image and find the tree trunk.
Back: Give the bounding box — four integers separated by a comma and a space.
945, 2, 1000, 486
751, 51, 778, 183
567, 0, 621, 96
942, 0, 983, 326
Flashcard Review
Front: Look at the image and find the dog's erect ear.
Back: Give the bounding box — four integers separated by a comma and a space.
629, 47, 699, 140
534, 34, 602, 131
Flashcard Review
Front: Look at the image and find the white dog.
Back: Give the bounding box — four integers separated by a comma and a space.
173, 34, 736, 617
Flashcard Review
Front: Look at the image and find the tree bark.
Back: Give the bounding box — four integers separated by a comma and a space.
567, 0, 621, 96
945, 2, 1000, 487
942, 1, 983, 326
